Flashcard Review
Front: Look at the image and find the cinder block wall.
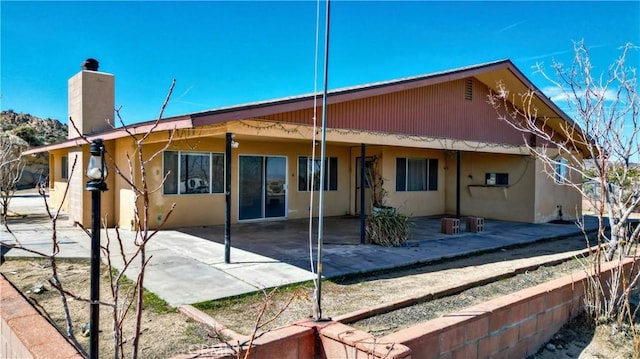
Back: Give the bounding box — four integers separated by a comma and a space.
176, 257, 634, 359
380, 257, 634, 358
1, 275, 82, 359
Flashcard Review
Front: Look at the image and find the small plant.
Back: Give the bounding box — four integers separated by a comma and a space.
366, 209, 411, 246
364, 157, 411, 246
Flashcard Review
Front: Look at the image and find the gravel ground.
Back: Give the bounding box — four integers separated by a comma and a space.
350, 259, 584, 336
196, 235, 591, 335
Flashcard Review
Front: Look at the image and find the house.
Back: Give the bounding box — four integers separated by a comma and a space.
25, 59, 585, 230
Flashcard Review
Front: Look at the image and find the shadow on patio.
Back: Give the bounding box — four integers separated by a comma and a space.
176, 215, 598, 279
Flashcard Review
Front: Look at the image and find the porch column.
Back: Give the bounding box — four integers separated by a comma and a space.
225, 133, 232, 263
360, 143, 366, 244
456, 150, 461, 219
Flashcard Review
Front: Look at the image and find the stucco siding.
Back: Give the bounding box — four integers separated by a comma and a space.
136, 138, 351, 229
48, 150, 70, 212
66, 148, 85, 226
445, 152, 536, 222
533, 156, 582, 223
113, 138, 138, 230
380, 147, 446, 216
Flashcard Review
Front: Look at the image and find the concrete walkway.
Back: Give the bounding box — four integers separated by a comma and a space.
1, 194, 600, 306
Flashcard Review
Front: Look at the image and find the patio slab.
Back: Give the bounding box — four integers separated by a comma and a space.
1, 194, 601, 306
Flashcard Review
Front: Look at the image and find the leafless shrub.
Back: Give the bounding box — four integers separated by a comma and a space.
0, 133, 27, 226
488, 40, 640, 344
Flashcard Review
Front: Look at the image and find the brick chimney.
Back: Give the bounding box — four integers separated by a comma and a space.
67, 58, 114, 139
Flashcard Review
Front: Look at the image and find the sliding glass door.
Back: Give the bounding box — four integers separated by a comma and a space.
239, 155, 286, 220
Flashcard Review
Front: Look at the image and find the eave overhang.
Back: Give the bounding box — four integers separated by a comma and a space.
23, 116, 193, 155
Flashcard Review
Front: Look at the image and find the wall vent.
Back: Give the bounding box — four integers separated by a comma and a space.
465, 79, 473, 101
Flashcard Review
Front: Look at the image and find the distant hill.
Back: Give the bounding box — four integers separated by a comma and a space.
0, 110, 68, 189
1, 110, 67, 146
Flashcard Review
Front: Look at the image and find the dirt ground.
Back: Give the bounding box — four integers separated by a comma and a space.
2, 235, 636, 358
0, 258, 214, 358
531, 315, 636, 359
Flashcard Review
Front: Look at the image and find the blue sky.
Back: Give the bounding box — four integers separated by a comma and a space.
1, 1, 639, 124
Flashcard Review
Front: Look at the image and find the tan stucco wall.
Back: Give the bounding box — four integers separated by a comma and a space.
48, 133, 584, 229
445, 152, 537, 222
51, 119, 581, 229
125, 137, 352, 229
372, 147, 446, 216
48, 150, 69, 212
111, 137, 138, 230
533, 156, 582, 223
55, 143, 115, 228
66, 148, 84, 226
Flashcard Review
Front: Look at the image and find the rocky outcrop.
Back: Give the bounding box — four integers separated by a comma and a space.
0, 110, 67, 189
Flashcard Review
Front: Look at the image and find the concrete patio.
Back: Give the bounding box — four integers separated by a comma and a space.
1, 193, 600, 306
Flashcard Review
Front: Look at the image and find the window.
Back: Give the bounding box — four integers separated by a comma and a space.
163, 151, 224, 195
61, 156, 68, 180
396, 158, 438, 191
298, 156, 338, 191
555, 159, 568, 184
485, 173, 509, 186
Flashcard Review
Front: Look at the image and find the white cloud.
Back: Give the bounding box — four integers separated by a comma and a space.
496, 20, 527, 34
541, 85, 619, 103
540, 86, 568, 102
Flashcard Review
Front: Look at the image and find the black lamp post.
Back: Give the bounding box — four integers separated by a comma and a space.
85, 139, 107, 358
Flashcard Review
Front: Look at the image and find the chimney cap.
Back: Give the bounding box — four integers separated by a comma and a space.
81, 58, 99, 71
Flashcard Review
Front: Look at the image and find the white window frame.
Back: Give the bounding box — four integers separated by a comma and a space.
163, 151, 225, 195
555, 158, 569, 184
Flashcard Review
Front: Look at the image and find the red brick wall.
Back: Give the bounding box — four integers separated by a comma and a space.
1, 275, 83, 359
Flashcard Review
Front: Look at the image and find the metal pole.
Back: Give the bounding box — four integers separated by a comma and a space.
225, 133, 232, 264
456, 150, 461, 219
89, 189, 101, 359
360, 143, 366, 244
315, 0, 331, 321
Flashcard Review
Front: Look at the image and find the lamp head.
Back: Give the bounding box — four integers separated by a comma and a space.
86, 139, 108, 191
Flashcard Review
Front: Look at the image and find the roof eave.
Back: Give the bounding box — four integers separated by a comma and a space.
23, 116, 194, 155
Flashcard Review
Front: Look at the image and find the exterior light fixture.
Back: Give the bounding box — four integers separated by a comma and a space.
86, 139, 108, 191
85, 138, 108, 359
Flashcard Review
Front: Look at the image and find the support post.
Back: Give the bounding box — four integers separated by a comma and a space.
456, 150, 461, 219
89, 190, 100, 359
360, 143, 366, 244
225, 133, 232, 264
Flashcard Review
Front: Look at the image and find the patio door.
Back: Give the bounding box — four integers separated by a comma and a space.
239, 155, 287, 220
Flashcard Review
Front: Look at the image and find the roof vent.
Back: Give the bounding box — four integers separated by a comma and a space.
81, 58, 99, 71
465, 79, 473, 101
